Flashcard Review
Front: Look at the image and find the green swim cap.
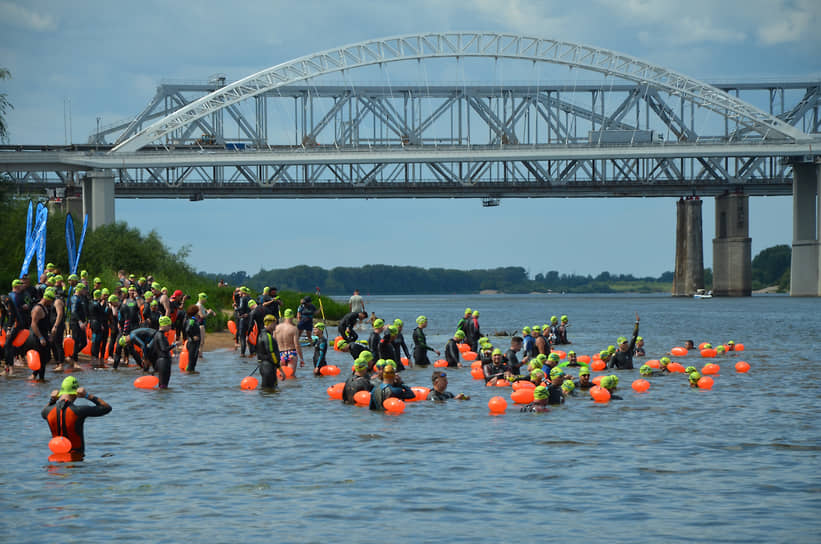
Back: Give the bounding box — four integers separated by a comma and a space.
532, 325, 541, 332
101, 288, 110, 296
314, 322, 325, 330
548, 353, 560, 362
283, 309, 294, 318
68, 274, 78, 281
530, 370, 545, 380
578, 366, 591, 376
704, 343, 713, 349
152, 282, 161, 290
46, 262, 55, 269
616, 337, 627, 345
387, 325, 398, 335
728, 340, 735, 345
640, 365, 653, 376
139, 277, 146, 282
472, 310, 480, 317
551, 316, 558, 323
93, 289, 101, 298
685, 366, 697, 374
373, 318, 384, 328
660, 357, 671, 366
608, 345, 616, 353
385, 359, 397, 369
536, 353, 547, 362
76, 283, 86, 290
150, 300, 159, 307
248, 300, 257, 308
549, 367, 563, 378
108, 295, 119, 303
353, 359, 368, 371
59, 376, 79, 396
636, 336, 643, 342
533, 385, 549, 400
561, 315, 568, 322
46, 277, 55, 285
360, 350, 374, 362
464, 308, 472, 315
689, 371, 702, 383
529, 360, 543, 370
158, 316, 172, 327
54, 275, 63, 282
118, 336, 128, 347
92, 277, 101, 284
716, 346, 726, 353
263, 314, 277, 325
542, 325, 550, 333
454, 330, 466, 339
562, 380, 575, 392
522, 326, 531, 334
479, 337, 489, 345
568, 350, 576, 356
601, 376, 614, 390
42, 288, 56, 301
393, 318, 402, 327
375, 359, 386, 369
611, 375, 619, 386
599, 350, 609, 359
492, 348, 502, 356
145, 292, 153, 300
416, 315, 427, 325
336, 340, 348, 350
198, 292, 207, 300
481, 343, 493, 351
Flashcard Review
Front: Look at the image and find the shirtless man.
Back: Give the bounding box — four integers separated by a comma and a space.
275, 309, 303, 372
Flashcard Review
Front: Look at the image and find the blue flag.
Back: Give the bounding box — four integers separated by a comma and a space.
66, 213, 76, 275
74, 214, 88, 275
35, 205, 48, 279
25, 201, 33, 254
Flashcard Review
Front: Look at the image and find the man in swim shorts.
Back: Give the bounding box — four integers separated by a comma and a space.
275, 308, 303, 371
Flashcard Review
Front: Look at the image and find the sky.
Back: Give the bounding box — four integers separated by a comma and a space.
1, 0, 819, 278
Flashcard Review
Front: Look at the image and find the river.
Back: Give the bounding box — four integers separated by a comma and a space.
1, 293, 819, 543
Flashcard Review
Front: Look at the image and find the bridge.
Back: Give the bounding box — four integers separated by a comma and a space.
1, 33, 819, 295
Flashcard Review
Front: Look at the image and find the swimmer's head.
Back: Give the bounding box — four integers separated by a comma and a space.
639, 365, 653, 376
533, 385, 549, 400
416, 315, 427, 325
454, 330, 466, 340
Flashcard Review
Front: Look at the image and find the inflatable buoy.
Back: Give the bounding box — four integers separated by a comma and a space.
26, 350, 41, 371
735, 361, 750, 373
646, 359, 661, 369
12, 329, 29, 347
458, 343, 470, 353
494, 379, 510, 387
81, 342, 91, 355
590, 385, 611, 403
667, 362, 686, 373
511, 388, 534, 404
462, 351, 478, 361
281, 366, 295, 379
671, 347, 688, 357
592, 352, 602, 360
733, 343, 745, 352
327, 382, 344, 399
178, 350, 189, 371
319, 365, 341, 376
63, 337, 75, 357
470, 360, 482, 369
240, 376, 258, 390
0, 329, 4, 345
433, 359, 448, 368
701, 363, 720, 375
631, 379, 650, 393
353, 390, 371, 406
248, 326, 258, 346
488, 396, 507, 414
470, 367, 484, 380
227, 320, 237, 335
552, 350, 566, 359
700, 348, 717, 358
48, 436, 72, 454
383, 397, 406, 413
401, 357, 409, 367
134, 375, 159, 389
578, 355, 591, 364
86, 326, 92, 340
592, 375, 603, 386
699, 342, 711, 351
697, 376, 714, 389
591, 360, 606, 371
411, 387, 430, 401
512, 380, 536, 391
276, 368, 286, 381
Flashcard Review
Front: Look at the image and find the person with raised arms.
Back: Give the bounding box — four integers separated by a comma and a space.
609, 313, 640, 370
42, 376, 111, 456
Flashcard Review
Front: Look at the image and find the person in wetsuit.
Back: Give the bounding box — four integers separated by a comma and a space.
427, 369, 469, 401
235, 287, 252, 357
311, 322, 328, 376
119, 327, 158, 372
338, 310, 367, 343
68, 283, 89, 363
465, 310, 481, 352
505, 336, 524, 375
483, 348, 510, 384
521, 385, 550, 413
456, 308, 471, 336
88, 290, 106, 363
256, 314, 281, 389
247, 300, 265, 357
342, 358, 373, 403
152, 316, 175, 388
28, 288, 56, 380
412, 315, 439, 367
42, 376, 111, 456
369, 364, 414, 410
378, 325, 399, 367
183, 305, 203, 372
50, 287, 68, 370
609, 313, 640, 370
576, 366, 594, 389
634, 336, 646, 357
113, 291, 143, 369
392, 319, 410, 366
368, 318, 385, 356
556, 315, 571, 344
444, 330, 464, 368
296, 296, 316, 341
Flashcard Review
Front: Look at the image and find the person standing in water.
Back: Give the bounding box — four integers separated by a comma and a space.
42, 376, 111, 456
412, 315, 439, 367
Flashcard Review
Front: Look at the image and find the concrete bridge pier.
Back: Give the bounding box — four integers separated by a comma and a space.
790, 160, 821, 296
672, 197, 704, 296
82, 169, 115, 230
712, 193, 751, 296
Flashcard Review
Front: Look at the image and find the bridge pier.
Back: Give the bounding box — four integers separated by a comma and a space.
82, 169, 115, 230
790, 160, 821, 296
712, 193, 751, 296
672, 197, 704, 296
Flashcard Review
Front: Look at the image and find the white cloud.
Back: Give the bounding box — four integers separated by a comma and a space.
756, 0, 817, 45
0, 1, 57, 31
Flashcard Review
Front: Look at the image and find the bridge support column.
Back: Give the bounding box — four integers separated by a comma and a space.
712, 193, 751, 297
790, 161, 821, 296
672, 197, 704, 296
82, 169, 115, 230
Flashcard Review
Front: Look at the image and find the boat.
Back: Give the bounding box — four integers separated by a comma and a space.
693, 289, 713, 299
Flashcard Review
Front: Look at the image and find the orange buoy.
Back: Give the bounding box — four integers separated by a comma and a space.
0, 329, 4, 345
48, 436, 72, 454
401, 357, 409, 367
178, 351, 189, 371
552, 350, 566, 359
646, 359, 661, 369
383, 397, 406, 413
433, 359, 448, 368
591, 360, 606, 371
667, 362, 686, 373
495, 379, 510, 387
12, 329, 29, 347
734, 343, 745, 352
697, 376, 714, 389
26, 350, 41, 371
671, 347, 688, 357
411, 386, 430, 401
735, 361, 750, 373
81, 342, 91, 355
702, 363, 720, 375
240, 376, 258, 390
592, 375, 604, 386
699, 342, 711, 351
353, 390, 371, 406
227, 320, 237, 335
86, 326, 92, 340
327, 382, 344, 399
470, 360, 482, 369
488, 396, 507, 414
248, 326, 258, 346
63, 337, 75, 356
470, 367, 484, 380
463, 351, 478, 361
592, 352, 602, 360
458, 343, 470, 353
700, 348, 717, 358
631, 379, 650, 393
590, 385, 611, 403
512, 380, 536, 391
281, 366, 295, 379
134, 375, 159, 389
511, 388, 534, 404
276, 368, 286, 381
578, 355, 591, 364
320, 365, 341, 376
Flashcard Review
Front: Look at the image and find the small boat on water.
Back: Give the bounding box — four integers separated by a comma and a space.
693, 289, 713, 299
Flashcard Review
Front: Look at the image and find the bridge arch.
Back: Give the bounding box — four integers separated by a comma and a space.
111, 32, 809, 153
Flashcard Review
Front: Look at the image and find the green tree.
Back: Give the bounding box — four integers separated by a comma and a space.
0, 68, 12, 143
752, 244, 791, 286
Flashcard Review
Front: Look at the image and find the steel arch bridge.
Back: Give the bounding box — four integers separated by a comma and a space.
1, 32, 820, 201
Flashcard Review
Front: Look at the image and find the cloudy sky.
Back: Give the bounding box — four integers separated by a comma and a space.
2, 1, 819, 278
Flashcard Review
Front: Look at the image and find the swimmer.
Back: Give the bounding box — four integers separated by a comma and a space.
275, 309, 304, 371
609, 313, 640, 369
684, 339, 695, 350
562, 379, 576, 397
465, 310, 481, 352
445, 330, 465, 368
378, 325, 399, 365
369, 364, 414, 410
427, 370, 469, 401
256, 314, 281, 389
505, 336, 524, 374
576, 366, 593, 389
342, 358, 373, 403
483, 348, 510, 384
556, 315, 571, 344
311, 323, 328, 376
520, 385, 550, 413
183, 305, 203, 372
599, 375, 623, 400
42, 376, 111, 456
412, 315, 439, 367
368, 318, 385, 356
688, 371, 701, 388
338, 310, 367, 343
634, 336, 646, 357
392, 319, 410, 366
152, 316, 175, 388
296, 296, 316, 341
456, 308, 471, 336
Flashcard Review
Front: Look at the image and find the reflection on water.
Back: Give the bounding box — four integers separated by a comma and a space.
1, 294, 819, 543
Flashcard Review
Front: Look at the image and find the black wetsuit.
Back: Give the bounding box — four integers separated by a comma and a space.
150, 329, 173, 388
393, 332, 410, 362
4, 291, 28, 368
29, 302, 52, 380
520, 401, 550, 413
368, 330, 382, 357
313, 335, 328, 370
49, 298, 66, 366
184, 315, 202, 372
236, 295, 251, 356
556, 324, 570, 344
342, 373, 373, 404
297, 302, 316, 332
465, 317, 480, 351
42, 395, 111, 453
444, 338, 461, 368
89, 299, 106, 359
256, 329, 281, 389
547, 384, 565, 405
378, 336, 399, 369
247, 306, 265, 356
483, 362, 507, 383
412, 326, 435, 367
69, 293, 88, 360
610, 322, 640, 370
505, 348, 522, 374
427, 389, 455, 401
129, 328, 157, 371
114, 299, 143, 369
369, 382, 415, 410
338, 311, 360, 343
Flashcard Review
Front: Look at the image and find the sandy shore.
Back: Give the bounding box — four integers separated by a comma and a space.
202, 331, 237, 352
